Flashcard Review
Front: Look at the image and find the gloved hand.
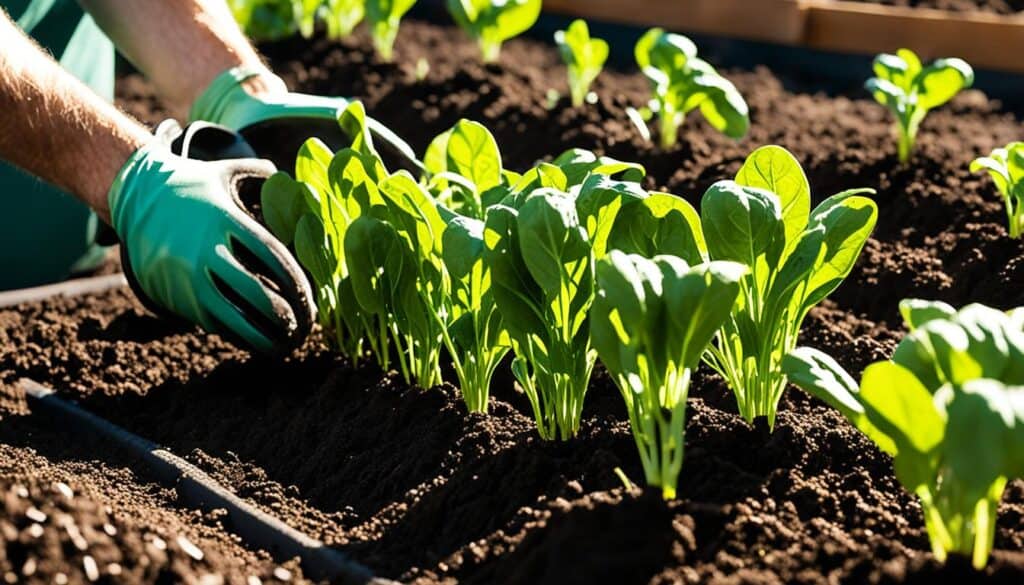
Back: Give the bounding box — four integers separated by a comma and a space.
189, 66, 420, 172
108, 121, 315, 354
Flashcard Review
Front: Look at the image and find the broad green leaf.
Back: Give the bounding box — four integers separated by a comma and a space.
688, 74, 750, 139
915, 58, 974, 111
483, 204, 546, 337
735, 145, 810, 248
325, 0, 365, 39
663, 260, 746, 369
294, 213, 335, 287
971, 152, 1010, 196
592, 251, 658, 378
608, 192, 707, 265
442, 215, 485, 279
378, 171, 447, 255
556, 19, 609, 107
517, 190, 591, 296
873, 52, 911, 89
261, 172, 314, 245
344, 215, 415, 316
783, 346, 898, 455
424, 129, 452, 178
447, 120, 503, 193
295, 138, 335, 195
575, 175, 646, 259
550, 148, 645, 186
865, 77, 907, 111
801, 191, 878, 309
701, 181, 784, 268
859, 361, 944, 455
945, 379, 1017, 496
900, 299, 957, 330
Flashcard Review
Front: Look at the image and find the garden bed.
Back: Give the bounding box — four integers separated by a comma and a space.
4, 17, 1024, 584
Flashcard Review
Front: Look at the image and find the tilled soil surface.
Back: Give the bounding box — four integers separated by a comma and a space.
5, 17, 1024, 584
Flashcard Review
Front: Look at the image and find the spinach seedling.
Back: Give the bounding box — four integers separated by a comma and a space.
424, 120, 510, 218
346, 172, 449, 387
325, 0, 365, 39
972, 142, 1024, 238
555, 19, 609, 108
366, 0, 416, 61
634, 28, 749, 148
447, 0, 541, 62
785, 300, 1024, 569
699, 146, 877, 427
867, 48, 973, 163
230, 0, 300, 40
441, 214, 510, 411
261, 102, 393, 368
593, 251, 745, 499
483, 175, 646, 440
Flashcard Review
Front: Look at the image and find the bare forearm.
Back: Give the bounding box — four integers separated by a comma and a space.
79, 0, 279, 114
0, 11, 150, 222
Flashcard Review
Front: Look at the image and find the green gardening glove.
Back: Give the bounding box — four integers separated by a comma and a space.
190, 66, 421, 172
108, 122, 315, 354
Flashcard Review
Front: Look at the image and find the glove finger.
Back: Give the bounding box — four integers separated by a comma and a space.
209, 243, 302, 346
222, 211, 316, 348
199, 273, 277, 355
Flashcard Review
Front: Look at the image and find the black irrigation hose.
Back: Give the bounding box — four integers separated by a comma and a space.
19, 378, 397, 585
0, 274, 128, 308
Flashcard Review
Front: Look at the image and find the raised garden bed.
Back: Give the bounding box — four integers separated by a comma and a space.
5, 16, 1024, 585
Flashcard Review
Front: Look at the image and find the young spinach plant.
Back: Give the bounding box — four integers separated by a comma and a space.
366, 0, 416, 61
447, 0, 541, 62
325, 0, 365, 39
634, 28, 749, 148
260, 102, 393, 368
593, 251, 745, 499
699, 146, 878, 427
971, 142, 1024, 238
483, 174, 647, 440
784, 300, 1024, 569
867, 48, 974, 163
555, 19, 609, 108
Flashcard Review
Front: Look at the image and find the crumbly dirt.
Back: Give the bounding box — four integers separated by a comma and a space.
4, 17, 1024, 584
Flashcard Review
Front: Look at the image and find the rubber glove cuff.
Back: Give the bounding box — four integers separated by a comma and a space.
189, 66, 350, 130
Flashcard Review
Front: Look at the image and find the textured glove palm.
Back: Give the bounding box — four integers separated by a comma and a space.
108, 126, 314, 354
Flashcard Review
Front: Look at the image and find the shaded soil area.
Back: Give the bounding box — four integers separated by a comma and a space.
4, 17, 1024, 584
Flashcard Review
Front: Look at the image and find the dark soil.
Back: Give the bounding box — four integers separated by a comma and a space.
845, 0, 1024, 14
5, 17, 1024, 584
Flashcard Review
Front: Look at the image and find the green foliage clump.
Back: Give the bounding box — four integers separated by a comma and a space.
555, 19, 609, 108
972, 142, 1024, 238
634, 28, 749, 148
867, 48, 973, 163
696, 146, 878, 426
593, 251, 745, 498
785, 300, 1024, 569
447, 0, 542, 62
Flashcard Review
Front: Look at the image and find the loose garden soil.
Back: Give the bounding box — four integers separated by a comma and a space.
4, 17, 1024, 584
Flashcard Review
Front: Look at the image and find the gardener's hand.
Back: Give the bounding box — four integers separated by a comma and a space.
189, 66, 420, 172
108, 125, 315, 354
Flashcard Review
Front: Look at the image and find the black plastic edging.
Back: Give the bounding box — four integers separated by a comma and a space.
0, 274, 128, 309
19, 378, 397, 585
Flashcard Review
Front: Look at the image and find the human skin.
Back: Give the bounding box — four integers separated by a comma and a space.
0, 1, 282, 222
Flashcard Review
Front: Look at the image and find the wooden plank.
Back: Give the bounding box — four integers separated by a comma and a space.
541, 0, 1024, 74
804, 1, 1024, 74
542, 0, 808, 45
